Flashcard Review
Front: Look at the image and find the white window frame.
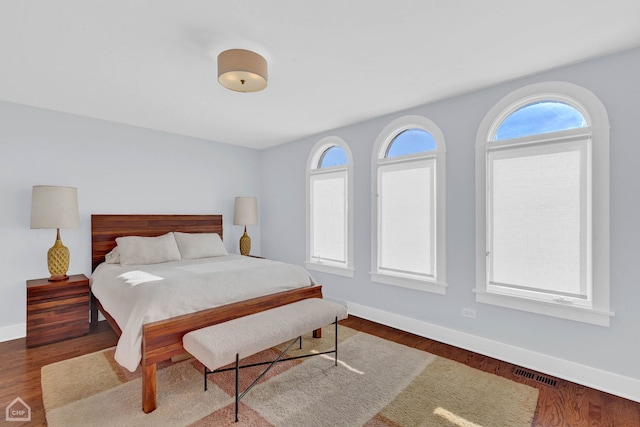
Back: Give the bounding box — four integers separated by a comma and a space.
371, 115, 447, 294
475, 81, 612, 326
306, 136, 354, 277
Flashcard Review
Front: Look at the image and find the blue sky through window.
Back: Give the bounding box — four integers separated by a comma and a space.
319, 145, 347, 168
386, 129, 436, 157
494, 101, 587, 141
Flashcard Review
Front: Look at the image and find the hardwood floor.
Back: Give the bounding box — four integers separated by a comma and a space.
341, 317, 640, 427
1, 317, 639, 426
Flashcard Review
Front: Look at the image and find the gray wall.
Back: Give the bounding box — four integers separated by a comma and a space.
260, 48, 640, 388
0, 102, 262, 334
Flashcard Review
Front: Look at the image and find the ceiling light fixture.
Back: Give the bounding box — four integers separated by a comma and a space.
217, 49, 268, 93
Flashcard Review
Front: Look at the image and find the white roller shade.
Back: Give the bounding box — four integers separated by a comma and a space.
488, 139, 588, 299
310, 171, 347, 264
378, 159, 435, 278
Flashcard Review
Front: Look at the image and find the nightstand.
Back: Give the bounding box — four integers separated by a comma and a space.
26, 274, 90, 347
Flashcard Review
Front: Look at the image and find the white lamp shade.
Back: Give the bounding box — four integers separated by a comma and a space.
233, 197, 258, 226
30, 185, 80, 229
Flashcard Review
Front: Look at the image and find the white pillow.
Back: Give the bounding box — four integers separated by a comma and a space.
105, 247, 120, 264
115, 232, 181, 265
173, 232, 228, 259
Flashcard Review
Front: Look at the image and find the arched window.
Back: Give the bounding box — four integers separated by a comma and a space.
476, 82, 612, 326
318, 145, 348, 168
306, 137, 354, 276
386, 129, 437, 156
371, 116, 446, 294
493, 101, 587, 140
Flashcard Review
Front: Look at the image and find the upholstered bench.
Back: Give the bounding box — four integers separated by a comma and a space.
183, 298, 348, 422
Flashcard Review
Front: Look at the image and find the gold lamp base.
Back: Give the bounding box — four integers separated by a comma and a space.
47, 229, 70, 281
239, 227, 251, 256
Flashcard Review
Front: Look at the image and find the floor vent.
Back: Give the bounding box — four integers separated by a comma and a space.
535, 374, 558, 387
512, 368, 558, 387
513, 368, 535, 380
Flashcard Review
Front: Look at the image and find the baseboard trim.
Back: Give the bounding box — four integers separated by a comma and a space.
346, 301, 640, 403
5, 300, 637, 402
0, 322, 25, 343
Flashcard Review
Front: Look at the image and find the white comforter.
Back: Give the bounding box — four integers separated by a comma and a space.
91, 255, 315, 371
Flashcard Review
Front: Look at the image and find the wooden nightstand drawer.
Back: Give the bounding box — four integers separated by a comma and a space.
26, 319, 89, 347
26, 274, 90, 347
27, 282, 88, 303
28, 294, 89, 313
27, 303, 88, 328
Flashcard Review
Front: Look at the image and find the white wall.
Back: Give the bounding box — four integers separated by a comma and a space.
0, 102, 261, 338
260, 48, 640, 400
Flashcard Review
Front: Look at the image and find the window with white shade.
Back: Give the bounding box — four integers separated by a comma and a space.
372, 116, 446, 294
306, 137, 354, 276
476, 82, 612, 326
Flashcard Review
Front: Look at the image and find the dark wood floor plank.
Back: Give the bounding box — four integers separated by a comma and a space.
1, 316, 638, 426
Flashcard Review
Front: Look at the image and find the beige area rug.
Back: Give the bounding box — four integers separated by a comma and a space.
42, 326, 538, 426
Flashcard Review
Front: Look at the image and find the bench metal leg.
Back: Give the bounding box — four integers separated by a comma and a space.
204, 319, 341, 423
334, 316, 338, 366
235, 353, 240, 422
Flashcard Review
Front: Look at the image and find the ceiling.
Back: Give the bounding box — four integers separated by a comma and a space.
1, 1, 639, 150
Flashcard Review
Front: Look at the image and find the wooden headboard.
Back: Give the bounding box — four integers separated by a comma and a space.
91, 214, 223, 272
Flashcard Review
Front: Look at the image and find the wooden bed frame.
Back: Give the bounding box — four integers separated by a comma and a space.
90, 214, 323, 413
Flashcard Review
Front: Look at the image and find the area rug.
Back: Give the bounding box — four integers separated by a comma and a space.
42, 326, 538, 426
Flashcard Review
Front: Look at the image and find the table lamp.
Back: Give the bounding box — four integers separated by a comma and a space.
233, 197, 257, 256
30, 185, 80, 281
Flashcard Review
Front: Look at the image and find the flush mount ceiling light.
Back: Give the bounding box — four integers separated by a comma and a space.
217, 49, 268, 93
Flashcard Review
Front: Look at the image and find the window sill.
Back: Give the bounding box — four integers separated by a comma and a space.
371, 273, 446, 295
474, 289, 613, 327
306, 262, 354, 278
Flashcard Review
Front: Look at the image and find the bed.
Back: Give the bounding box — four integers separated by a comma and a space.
90, 214, 323, 413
